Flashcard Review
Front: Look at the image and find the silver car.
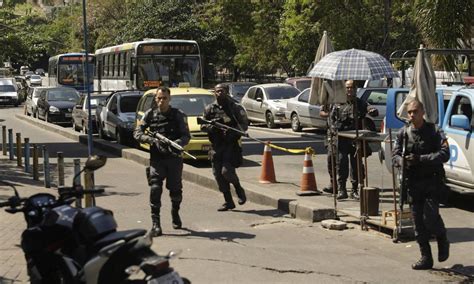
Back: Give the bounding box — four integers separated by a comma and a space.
25, 87, 47, 117
285, 88, 326, 132
241, 83, 300, 128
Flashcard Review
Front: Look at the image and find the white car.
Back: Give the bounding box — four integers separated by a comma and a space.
25, 87, 46, 117
284, 88, 326, 132
241, 83, 300, 128
29, 75, 42, 86
0, 79, 19, 106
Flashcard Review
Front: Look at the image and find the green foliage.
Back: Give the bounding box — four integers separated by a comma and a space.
0, 0, 471, 77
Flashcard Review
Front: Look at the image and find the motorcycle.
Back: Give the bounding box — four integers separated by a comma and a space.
0, 155, 187, 284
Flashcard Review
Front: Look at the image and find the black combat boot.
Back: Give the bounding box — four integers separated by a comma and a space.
171, 202, 182, 230
151, 216, 162, 237
217, 191, 236, 211
234, 184, 247, 205
437, 236, 450, 262
336, 186, 348, 200
322, 184, 335, 194
412, 243, 433, 270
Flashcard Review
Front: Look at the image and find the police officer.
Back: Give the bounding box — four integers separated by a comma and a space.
134, 87, 191, 237
201, 84, 249, 211
333, 80, 377, 199
392, 99, 450, 270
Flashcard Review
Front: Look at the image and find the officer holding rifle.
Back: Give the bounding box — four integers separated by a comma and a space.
134, 87, 191, 237
200, 84, 249, 212
392, 99, 450, 270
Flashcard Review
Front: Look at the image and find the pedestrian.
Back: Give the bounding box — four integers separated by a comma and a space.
134, 87, 191, 237
201, 83, 248, 211
330, 80, 377, 200
392, 99, 450, 270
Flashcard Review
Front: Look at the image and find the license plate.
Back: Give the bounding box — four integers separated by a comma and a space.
201, 145, 211, 151
65, 113, 72, 117
148, 271, 183, 284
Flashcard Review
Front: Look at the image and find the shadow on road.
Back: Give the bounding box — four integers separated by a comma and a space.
165, 227, 256, 243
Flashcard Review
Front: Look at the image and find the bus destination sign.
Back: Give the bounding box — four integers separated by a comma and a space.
59, 56, 94, 63
138, 43, 199, 55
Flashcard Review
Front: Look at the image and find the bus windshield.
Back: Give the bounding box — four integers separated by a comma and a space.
58, 63, 94, 86
137, 57, 201, 89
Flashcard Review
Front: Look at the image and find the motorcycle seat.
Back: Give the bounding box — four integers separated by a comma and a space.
93, 229, 147, 252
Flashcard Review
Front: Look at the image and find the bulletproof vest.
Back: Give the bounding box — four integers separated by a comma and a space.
149, 108, 181, 141
210, 103, 238, 128
406, 123, 444, 177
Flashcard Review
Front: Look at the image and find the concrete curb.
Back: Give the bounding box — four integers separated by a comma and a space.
15, 114, 335, 222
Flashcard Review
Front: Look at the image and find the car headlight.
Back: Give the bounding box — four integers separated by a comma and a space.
121, 121, 135, 129
49, 106, 60, 113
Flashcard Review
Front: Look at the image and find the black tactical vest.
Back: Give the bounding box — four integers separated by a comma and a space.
149, 108, 181, 141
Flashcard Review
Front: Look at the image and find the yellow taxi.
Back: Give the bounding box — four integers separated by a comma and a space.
135, 87, 215, 160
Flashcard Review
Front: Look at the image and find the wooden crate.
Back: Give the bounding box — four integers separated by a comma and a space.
381, 209, 412, 226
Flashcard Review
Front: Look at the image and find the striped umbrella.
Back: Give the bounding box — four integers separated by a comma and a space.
308, 48, 399, 81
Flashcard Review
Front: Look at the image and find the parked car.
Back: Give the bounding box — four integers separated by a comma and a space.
0, 78, 19, 107
15, 76, 29, 102
96, 90, 143, 145
285, 88, 326, 132
284, 77, 312, 91
29, 74, 42, 86
36, 87, 80, 125
357, 88, 388, 131
25, 87, 46, 117
381, 85, 473, 194
135, 87, 215, 160
219, 81, 257, 103
241, 83, 300, 128
35, 68, 45, 76
24, 71, 35, 80
72, 94, 108, 133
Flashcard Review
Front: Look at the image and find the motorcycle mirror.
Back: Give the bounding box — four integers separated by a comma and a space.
84, 155, 107, 171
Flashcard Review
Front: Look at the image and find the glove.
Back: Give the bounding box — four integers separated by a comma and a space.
153, 139, 170, 155
368, 108, 378, 117
405, 153, 420, 167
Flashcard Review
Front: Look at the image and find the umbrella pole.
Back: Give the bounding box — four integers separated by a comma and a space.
329, 104, 339, 220
388, 128, 400, 240
354, 100, 367, 229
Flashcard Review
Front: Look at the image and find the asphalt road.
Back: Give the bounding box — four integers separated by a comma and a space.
1, 105, 473, 283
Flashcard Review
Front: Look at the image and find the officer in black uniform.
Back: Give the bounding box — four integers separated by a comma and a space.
134, 87, 190, 237
392, 99, 450, 270
201, 84, 249, 211
333, 80, 377, 200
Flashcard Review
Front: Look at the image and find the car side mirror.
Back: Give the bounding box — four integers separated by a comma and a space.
450, 114, 470, 131
256, 97, 262, 102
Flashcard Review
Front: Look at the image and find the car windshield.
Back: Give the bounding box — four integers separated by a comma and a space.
171, 95, 215, 116
47, 89, 79, 101
31, 75, 41, 80
120, 96, 141, 113
266, 86, 300, 100
87, 97, 108, 109
0, 85, 16, 92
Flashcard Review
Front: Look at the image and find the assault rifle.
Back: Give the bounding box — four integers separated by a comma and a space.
150, 131, 197, 160
197, 117, 248, 137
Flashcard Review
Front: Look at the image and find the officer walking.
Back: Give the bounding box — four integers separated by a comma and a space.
134, 87, 191, 237
392, 99, 450, 270
201, 84, 249, 211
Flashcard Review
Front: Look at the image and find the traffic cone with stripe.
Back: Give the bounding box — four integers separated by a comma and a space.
296, 148, 321, 196
259, 142, 276, 184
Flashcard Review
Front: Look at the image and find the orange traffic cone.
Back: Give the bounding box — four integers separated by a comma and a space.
296, 150, 321, 196
259, 143, 276, 184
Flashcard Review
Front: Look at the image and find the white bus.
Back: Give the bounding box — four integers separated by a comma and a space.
94, 39, 203, 92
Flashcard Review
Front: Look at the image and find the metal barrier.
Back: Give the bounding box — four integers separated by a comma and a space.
2, 125, 6, 156
57, 152, 65, 187
73, 159, 82, 208
32, 144, 39, 180
24, 138, 30, 173
16, 133, 22, 167
8, 129, 13, 160
42, 146, 50, 188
